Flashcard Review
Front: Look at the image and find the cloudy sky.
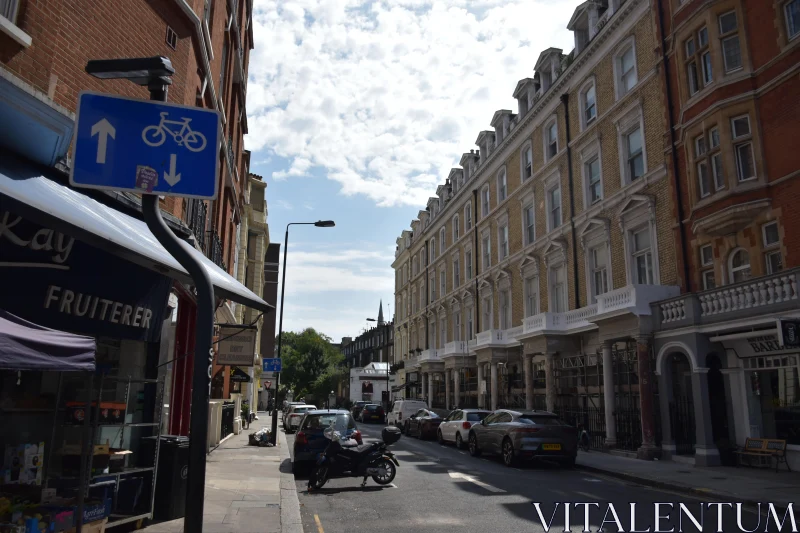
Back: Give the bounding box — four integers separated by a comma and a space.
245, 0, 576, 345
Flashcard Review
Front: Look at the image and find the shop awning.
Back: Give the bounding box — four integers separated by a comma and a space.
0, 155, 273, 314
0, 310, 96, 372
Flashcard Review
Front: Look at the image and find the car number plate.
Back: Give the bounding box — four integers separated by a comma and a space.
542, 443, 561, 451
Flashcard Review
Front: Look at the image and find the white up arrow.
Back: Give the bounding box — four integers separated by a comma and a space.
91, 118, 115, 164
164, 154, 181, 186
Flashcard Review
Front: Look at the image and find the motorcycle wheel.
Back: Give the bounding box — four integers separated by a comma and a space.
371, 458, 396, 485
307, 465, 329, 491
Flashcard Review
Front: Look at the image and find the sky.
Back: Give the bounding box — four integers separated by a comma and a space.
245, 0, 576, 345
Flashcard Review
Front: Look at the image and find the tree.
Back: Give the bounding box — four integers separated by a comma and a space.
275, 328, 344, 403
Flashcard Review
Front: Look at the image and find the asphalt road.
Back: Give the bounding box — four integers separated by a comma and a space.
286, 422, 788, 533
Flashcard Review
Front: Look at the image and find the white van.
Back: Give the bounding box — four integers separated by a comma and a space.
387, 399, 428, 429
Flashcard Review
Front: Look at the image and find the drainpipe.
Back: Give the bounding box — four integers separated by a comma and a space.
656, 0, 692, 292
472, 189, 480, 333
425, 238, 430, 350
560, 94, 581, 310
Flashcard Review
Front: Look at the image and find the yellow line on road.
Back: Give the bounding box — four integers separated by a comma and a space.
314, 514, 324, 533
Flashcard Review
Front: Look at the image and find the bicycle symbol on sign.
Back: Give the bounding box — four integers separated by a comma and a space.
142, 112, 207, 152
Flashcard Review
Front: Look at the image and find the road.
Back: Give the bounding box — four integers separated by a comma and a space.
286, 422, 787, 533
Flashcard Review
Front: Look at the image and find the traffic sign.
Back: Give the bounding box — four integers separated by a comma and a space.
264, 381, 272, 390
262, 358, 282, 372
71, 92, 221, 199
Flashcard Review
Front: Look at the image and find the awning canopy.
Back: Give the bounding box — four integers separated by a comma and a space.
0, 310, 96, 372
0, 155, 273, 313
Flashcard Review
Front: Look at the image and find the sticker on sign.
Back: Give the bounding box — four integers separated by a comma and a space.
70, 92, 221, 199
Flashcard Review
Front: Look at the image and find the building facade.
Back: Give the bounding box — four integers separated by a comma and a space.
394, 0, 679, 459
0, 0, 262, 436
648, 0, 800, 468
340, 303, 395, 405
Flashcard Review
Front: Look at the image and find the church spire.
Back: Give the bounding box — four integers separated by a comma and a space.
377, 300, 384, 325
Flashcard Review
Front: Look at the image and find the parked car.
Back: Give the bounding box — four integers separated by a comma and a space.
351, 401, 369, 419
387, 399, 427, 429
403, 408, 443, 439
282, 402, 305, 426
468, 409, 577, 467
358, 404, 385, 423
285, 405, 318, 433
292, 409, 362, 472
437, 409, 491, 449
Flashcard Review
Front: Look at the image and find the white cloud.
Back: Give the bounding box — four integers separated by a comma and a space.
276, 199, 293, 210
277, 244, 396, 340
245, 0, 575, 207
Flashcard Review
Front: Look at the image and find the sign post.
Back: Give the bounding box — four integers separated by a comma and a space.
77, 57, 221, 533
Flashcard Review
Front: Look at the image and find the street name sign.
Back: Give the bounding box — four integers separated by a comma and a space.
71, 92, 220, 199
262, 358, 282, 372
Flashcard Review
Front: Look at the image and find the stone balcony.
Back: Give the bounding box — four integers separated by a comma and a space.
520, 284, 679, 338
442, 341, 469, 358
653, 269, 799, 331
472, 326, 524, 351
419, 348, 441, 363
406, 353, 421, 369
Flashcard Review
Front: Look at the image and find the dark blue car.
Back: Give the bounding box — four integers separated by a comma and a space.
292, 409, 362, 471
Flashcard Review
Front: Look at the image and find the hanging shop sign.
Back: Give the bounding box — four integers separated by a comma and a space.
724, 333, 799, 359
0, 210, 172, 342
229, 366, 251, 383
216, 326, 256, 366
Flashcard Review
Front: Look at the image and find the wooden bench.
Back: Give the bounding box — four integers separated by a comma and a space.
733, 438, 791, 472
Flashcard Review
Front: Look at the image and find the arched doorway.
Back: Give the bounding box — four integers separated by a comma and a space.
707, 354, 734, 465
668, 352, 696, 455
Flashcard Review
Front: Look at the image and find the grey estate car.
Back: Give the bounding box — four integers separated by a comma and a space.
467, 409, 577, 467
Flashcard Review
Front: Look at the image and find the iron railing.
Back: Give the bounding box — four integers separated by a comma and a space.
669, 396, 696, 455
185, 198, 207, 251
554, 406, 607, 450
208, 229, 223, 268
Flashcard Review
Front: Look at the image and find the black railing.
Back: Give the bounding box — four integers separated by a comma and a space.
221, 402, 235, 439
555, 406, 607, 450
185, 198, 207, 251
208, 230, 223, 268
669, 396, 696, 455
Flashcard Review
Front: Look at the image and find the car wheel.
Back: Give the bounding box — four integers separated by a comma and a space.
502, 438, 516, 467
437, 429, 444, 445
468, 433, 481, 457
455, 433, 464, 450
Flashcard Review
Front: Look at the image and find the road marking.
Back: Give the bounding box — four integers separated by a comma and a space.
576, 491, 602, 500
314, 514, 324, 533
582, 478, 603, 482
448, 471, 506, 493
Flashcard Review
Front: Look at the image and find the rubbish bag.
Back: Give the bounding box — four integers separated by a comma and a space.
248, 427, 273, 447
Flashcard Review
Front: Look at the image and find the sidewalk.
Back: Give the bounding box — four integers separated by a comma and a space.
576, 451, 799, 510
142, 412, 302, 533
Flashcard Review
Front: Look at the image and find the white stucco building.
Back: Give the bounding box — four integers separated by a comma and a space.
349, 362, 396, 405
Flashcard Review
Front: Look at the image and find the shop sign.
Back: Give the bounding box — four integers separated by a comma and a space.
777, 319, 800, 348
217, 326, 256, 366
229, 366, 251, 383
0, 211, 171, 342
725, 334, 799, 358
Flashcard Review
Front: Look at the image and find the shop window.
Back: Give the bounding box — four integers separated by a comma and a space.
718, 11, 742, 73
728, 248, 751, 283
762, 222, 783, 274
746, 356, 800, 445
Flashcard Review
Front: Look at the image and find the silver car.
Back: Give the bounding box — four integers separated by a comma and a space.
467, 409, 577, 467
436, 409, 491, 449
285, 405, 317, 433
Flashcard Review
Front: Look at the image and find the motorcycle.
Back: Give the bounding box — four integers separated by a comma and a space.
307, 424, 401, 491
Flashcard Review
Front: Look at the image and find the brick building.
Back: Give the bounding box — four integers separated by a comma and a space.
0, 0, 266, 437
648, 0, 800, 468
393, 0, 679, 460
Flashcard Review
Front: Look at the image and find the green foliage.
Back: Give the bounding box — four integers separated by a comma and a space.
276, 328, 344, 403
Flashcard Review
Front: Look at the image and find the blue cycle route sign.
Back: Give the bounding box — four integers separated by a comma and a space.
70, 92, 221, 199
263, 358, 282, 372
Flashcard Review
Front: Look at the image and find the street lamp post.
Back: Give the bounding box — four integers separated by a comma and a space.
271, 220, 335, 444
